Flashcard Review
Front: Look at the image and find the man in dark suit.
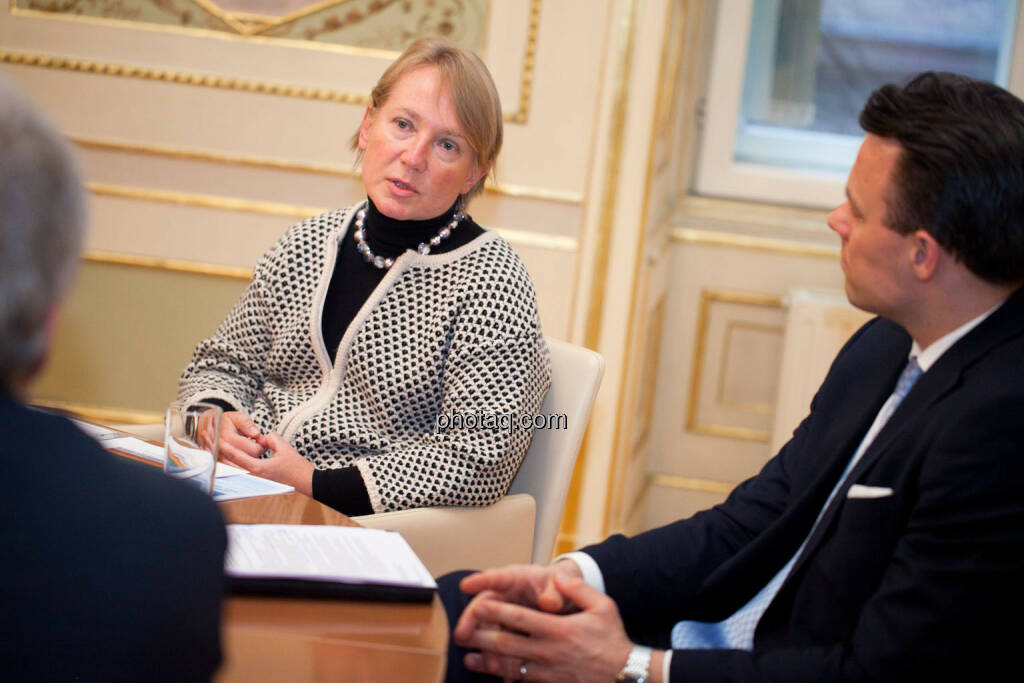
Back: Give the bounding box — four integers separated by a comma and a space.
0, 78, 227, 680
444, 72, 1024, 682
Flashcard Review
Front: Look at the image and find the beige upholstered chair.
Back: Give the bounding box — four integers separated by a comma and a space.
506, 338, 605, 564
112, 338, 604, 577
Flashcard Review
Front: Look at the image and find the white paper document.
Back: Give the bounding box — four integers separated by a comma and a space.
226, 524, 436, 590
70, 417, 118, 441
103, 436, 164, 463
212, 474, 293, 501
104, 436, 250, 477
103, 435, 292, 499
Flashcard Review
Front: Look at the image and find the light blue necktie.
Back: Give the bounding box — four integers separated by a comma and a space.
672, 357, 923, 650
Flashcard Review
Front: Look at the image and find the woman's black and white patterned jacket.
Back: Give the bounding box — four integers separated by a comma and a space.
178, 204, 551, 513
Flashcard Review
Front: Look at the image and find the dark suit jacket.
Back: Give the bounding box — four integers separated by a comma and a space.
585, 287, 1024, 682
0, 395, 227, 681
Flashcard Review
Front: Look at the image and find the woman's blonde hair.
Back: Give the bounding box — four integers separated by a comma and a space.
352, 38, 502, 201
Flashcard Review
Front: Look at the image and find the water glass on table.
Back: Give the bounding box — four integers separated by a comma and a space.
163, 401, 222, 495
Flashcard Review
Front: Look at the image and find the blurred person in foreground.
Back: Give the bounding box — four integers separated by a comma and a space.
443, 71, 1024, 682
177, 39, 550, 517
0, 77, 226, 681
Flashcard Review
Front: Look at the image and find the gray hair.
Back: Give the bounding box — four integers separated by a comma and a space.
0, 77, 85, 390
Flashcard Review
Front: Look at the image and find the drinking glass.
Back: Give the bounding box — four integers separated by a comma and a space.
163, 401, 221, 495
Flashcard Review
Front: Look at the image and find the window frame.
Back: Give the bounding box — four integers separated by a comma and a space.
693, 0, 1024, 210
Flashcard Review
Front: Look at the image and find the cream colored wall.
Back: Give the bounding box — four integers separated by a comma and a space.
595, 1, 869, 541
644, 230, 847, 530
5, 0, 869, 549
2, 1, 604, 420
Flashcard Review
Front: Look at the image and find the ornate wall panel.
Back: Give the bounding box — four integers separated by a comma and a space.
14, 0, 489, 50
31, 262, 249, 420
686, 289, 784, 442
2, 0, 609, 418
642, 231, 846, 527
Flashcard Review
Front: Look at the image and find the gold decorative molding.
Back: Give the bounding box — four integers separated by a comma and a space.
601, 0, 681, 537
676, 194, 830, 231
581, 0, 637, 353
653, 0, 688, 175
83, 249, 253, 280
561, 0, 640, 548
10, 0, 483, 49
85, 182, 575, 261
632, 296, 666, 448
28, 397, 163, 426
195, 0, 410, 40
490, 228, 576, 253
489, 182, 582, 204
688, 421, 772, 442
672, 227, 840, 259
686, 289, 784, 443
507, 0, 541, 125
9, 3, 395, 58
70, 136, 583, 204
649, 472, 735, 495
74, 136, 360, 178
6, 0, 541, 123
0, 50, 369, 105
86, 182, 326, 219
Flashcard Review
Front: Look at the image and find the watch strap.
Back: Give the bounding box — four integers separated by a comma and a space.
615, 645, 653, 683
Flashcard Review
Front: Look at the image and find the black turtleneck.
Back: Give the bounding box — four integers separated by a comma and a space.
320, 197, 483, 360
311, 198, 484, 515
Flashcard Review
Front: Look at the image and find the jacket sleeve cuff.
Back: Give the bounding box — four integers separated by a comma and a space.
203, 398, 237, 413
311, 466, 374, 516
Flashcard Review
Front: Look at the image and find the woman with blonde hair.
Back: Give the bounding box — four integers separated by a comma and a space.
179, 39, 550, 515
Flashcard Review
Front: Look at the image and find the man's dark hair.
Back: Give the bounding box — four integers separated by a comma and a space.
859, 71, 1024, 285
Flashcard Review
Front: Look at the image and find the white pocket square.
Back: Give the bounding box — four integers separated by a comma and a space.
847, 484, 893, 499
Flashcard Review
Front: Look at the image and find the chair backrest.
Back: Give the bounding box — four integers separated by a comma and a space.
509, 337, 604, 563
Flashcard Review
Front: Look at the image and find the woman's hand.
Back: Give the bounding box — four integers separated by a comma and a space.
218, 430, 314, 497
217, 411, 265, 461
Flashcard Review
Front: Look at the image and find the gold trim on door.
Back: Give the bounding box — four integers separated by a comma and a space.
685, 289, 784, 443
648, 472, 735, 495
672, 228, 839, 259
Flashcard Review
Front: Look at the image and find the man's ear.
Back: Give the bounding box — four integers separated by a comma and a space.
909, 229, 942, 281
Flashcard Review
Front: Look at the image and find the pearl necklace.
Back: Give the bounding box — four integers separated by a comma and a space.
353, 206, 465, 270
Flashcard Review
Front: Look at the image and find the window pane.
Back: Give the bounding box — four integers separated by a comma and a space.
736, 0, 1019, 174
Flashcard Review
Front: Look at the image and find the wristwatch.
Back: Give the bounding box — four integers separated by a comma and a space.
614, 645, 653, 683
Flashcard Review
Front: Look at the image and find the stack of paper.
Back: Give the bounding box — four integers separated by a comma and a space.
226, 525, 436, 602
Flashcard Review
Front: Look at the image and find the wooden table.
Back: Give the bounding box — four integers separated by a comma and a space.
101, 430, 448, 683
217, 494, 449, 683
